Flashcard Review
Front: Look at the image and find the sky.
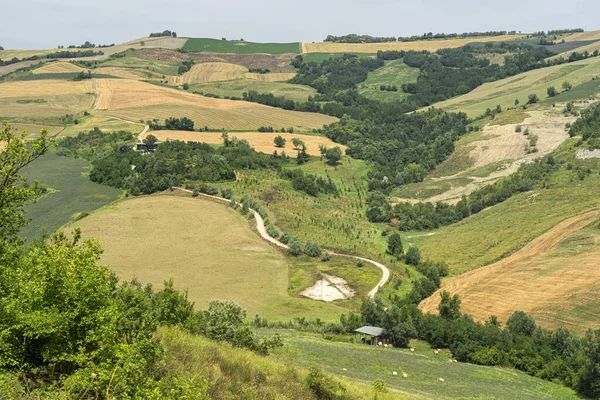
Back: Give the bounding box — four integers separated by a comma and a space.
1, 0, 599, 49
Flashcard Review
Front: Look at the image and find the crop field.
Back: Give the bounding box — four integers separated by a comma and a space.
191, 79, 315, 102
183, 38, 300, 54
0, 78, 95, 119
71, 194, 364, 320
358, 59, 419, 102
9, 122, 64, 137
301, 34, 525, 54
31, 61, 84, 74
429, 56, 600, 116
60, 115, 145, 136
18, 152, 122, 241
142, 130, 345, 156
180, 62, 247, 84
420, 210, 600, 332
302, 53, 375, 62
246, 72, 296, 82
97, 54, 181, 76
268, 330, 578, 399
393, 109, 577, 204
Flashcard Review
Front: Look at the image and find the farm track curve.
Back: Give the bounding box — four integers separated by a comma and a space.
173, 187, 390, 299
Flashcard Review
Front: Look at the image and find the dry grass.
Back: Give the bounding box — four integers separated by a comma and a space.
301, 35, 525, 53
428, 57, 600, 116
72, 194, 351, 320
142, 130, 345, 156
563, 30, 600, 42
246, 72, 296, 82
10, 123, 64, 137
419, 209, 600, 331
181, 62, 247, 84
0, 79, 93, 98
60, 115, 145, 137
32, 61, 84, 74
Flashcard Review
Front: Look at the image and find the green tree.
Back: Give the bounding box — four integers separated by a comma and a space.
324, 146, 343, 166
273, 135, 286, 148
387, 232, 404, 258
562, 80, 572, 92
304, 240, 322, 257
547, 86, 558, 97
143, 134, 158, 151
515, 98, 520, 106
288, 236, 302, 256
438, 291, 461, 320
506, 310, 537, 336
405, 246, 421, 266
291, 137, 304, 150
527, 93, 539, 104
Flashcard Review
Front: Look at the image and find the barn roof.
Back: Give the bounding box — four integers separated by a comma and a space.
355, 326, 384, 337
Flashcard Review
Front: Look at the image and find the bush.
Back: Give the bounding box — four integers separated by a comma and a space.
206, 186, 218, 195
306, 367, 347, 399
356, 260, 364, 268
279, 232, 290, 244
304, 240, 322, 257
221, 187, 234, 199
288, 236, 303, 256
515, 125, 522, 133
267, 225, 280, 239
321, 252, 331, 262
405, 246, 421, 266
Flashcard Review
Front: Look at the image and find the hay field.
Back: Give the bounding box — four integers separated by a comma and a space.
10, 122, 63, 137
302, 34, 525, 53
72, 195, 352, 320
32, 61, 84, 74
0, 79, 95, 118
419, 210, 600, 332
60, 115, 145, 137
246, 72, 296, 82
141, 130, 345, 156
428, 57, 600, 116
192, 79, 316, 103
563, 30, 600, 42
92, 78, 335, 130
180, 62, 247, 84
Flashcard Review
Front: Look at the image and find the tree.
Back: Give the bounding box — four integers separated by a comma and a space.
273, 135, 286, 148
495, 104, 502, 113
547, 86, 558, 97
288, 236, 302, 256
506, 310, 537, 336
0, 122, 48, 241
438, 291, 461, 320
182, 83, 189, 90
304, 240, 322, 257
324, 146, 343, 166
527, 93, 539, 104
562, 80, 572, 92
515, 99, 520, 106
143, 134, 158, 151
405, 246, 421, 266
291, 137, 304, 150
387, 232, 404, 258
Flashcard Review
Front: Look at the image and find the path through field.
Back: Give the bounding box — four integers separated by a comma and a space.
419, 209, 600, 330
174, 187, 390, 299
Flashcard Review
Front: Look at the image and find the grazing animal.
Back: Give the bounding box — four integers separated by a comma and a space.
437, 377, 445, 383
434, 350, 439, 355
392, 371, 398, 376
410, 347, 415, 352
402, 373, 408, 378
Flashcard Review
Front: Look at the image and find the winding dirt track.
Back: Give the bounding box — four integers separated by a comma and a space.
173, 187, 390, 298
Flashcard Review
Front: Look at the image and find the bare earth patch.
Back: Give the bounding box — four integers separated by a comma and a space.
301, 274, 355, 302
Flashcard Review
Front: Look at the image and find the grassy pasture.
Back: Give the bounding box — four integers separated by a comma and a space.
183, 38, 300, 54
358, 59, 419, 102
19, 152, 123, 241
60, 115, 145, 137
301, 35, 526, 54
269, 330, 578, 399
429, 57, 600, 116
142, 130, 344, 156
97, 54, 181, 76
301, 52, 375, 62
10, 122, 64, 137
71, 194, 370, 321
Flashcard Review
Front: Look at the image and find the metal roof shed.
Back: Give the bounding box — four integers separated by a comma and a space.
354, 326, 386, 345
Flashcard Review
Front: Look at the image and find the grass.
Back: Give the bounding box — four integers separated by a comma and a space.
60, 115, 145, 137
301, 52, 375, 62
409, 139, 600, 274
543, 79, 600, 103
19, 152, 123, 241
394, 177, 473, 200
183, 38, 301, 54
191, 79, 317, 102
267, 329, 579, 399
97, 53, 181, 76
358, 59, 419, 102
71, 194, 371, 321
430, 56, 600, 116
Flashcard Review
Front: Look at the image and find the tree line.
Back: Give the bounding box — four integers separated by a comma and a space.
570, 103, 600, 149
323, 31, 519, 43
149, 30, 177, 37
0, 49, 103, 66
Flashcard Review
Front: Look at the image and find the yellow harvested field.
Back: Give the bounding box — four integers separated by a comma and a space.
246, 72, 296, 82
32, 62, 84, 74
181, 62, 247, 84
0, 79, 93, 98
563, 30, 600, 42
428, 57, 600, 116
0, 49, 58, 59
419, 209, 600, 331
60, 115, 145, 137
141, 130, 345, 156
301, 35, 525, 53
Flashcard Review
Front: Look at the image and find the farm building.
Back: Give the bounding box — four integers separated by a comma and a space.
354, 326, 386, 346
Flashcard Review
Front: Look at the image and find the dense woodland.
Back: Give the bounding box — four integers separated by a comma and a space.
570, 103, 600, 148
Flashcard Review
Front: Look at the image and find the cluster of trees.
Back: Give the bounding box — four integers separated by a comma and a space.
570, 103, 600, 148
0, 49, 103, 66
57, 129, 287, 195
379, 84, 398, 92
547, 28, 584, 35
0, 123, 284, 397
279, 169, 339, 197
60, 41, 114, 49
178, 58, 194, 74
323, 31, 518, 43
72, 70, 92, 81
149, 30, 177, 37
367, 155, 560, 229
352, 295, 600, 398
148, 116, 195, 131
324, 34, 397, 43
248, 67, 270, 74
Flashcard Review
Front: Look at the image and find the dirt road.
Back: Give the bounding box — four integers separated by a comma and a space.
173, 187, 390, 299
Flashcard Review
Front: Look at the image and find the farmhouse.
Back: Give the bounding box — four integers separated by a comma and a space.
354, 326, 386, 346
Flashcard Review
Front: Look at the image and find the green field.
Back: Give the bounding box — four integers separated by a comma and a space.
19, 152, 123, 241
268, 329, 579, 399
408, 139, 600, 274
97, 53, 181, 76
191, 79, 317, 102
359, 59, 419, 102
183, 38, 301, 54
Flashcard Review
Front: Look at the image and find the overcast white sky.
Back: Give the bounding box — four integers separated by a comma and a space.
1, 0, 598, 49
